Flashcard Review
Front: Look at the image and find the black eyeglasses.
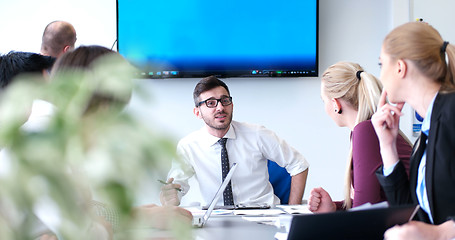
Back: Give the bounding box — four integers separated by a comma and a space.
197, 96, 233, 108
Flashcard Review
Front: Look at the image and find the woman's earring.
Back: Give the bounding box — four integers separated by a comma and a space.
335, 109, 342, 114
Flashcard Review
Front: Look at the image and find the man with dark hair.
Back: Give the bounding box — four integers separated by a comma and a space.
0, 51, 55, 88
0, 50, 56, 239
161, 76, 309, 207
40, 21, 77, 58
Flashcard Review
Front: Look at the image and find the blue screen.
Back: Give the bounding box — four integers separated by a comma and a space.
117, 0, 318, 78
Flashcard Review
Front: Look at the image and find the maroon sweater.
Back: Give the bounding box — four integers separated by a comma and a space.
335, 120, 412, 210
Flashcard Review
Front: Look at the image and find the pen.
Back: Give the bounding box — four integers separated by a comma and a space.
157, 179, 182, 192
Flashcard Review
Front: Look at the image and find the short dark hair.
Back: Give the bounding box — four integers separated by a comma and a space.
193, 76, 230, 107
0, 51, 55, 88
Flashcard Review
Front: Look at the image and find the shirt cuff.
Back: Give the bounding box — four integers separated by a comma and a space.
383, 161, 399, 176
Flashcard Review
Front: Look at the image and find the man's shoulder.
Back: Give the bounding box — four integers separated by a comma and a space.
22, 100, 56, 132
178, 128, 205, 145
231, 121, 268, 132
230, 121, 281, 143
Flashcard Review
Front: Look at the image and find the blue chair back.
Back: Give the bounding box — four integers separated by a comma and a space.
267, 160, 292, 204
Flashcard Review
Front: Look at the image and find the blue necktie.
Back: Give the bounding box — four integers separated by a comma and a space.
218, 138, 234, 206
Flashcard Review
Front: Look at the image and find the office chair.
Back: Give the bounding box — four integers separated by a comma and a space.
267, 160, 292, 204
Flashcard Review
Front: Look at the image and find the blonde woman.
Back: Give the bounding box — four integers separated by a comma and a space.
373, 22, 455, 239
308, 62, 412, 212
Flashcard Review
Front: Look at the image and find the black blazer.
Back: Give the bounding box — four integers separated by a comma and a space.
376, 91, 455, 225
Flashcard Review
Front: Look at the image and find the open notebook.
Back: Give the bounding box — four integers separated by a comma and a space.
192, 162, 238, 228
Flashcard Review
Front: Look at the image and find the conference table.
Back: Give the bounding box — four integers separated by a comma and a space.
192, 214, 287, 240
188, 205, 307, 240
128, 205, 307, 240
128, 202, 405, 239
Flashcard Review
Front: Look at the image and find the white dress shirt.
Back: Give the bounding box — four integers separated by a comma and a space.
168, 120, 309, 206
0, 99, 57, 237
22, 99, 56, 132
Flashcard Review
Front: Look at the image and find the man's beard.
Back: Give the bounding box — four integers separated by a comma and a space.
201, 111, 233, 130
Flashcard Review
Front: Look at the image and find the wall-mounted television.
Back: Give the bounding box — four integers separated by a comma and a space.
117, 0, 318, 78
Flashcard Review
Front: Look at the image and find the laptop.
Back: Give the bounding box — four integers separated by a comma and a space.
287, 204, 419, 240
192, 162, 239, 228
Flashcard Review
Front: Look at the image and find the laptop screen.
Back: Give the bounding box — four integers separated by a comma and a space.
202, 163, 238, 224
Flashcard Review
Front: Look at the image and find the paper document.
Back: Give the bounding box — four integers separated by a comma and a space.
278, 204, 312, 215
349, 201, 389, 211
241, 216, 281, 227
274, 232, 288, 240
273, 215, 295, 240
184, 206, 233, 216
233, 208, 285, 216
243, 215, 293, 231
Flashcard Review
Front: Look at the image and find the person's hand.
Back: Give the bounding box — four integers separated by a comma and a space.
384, 220, 455, 240
371, 90, 404, 147
371, 90, 404, 168
133, 204, 193, 229
308, 187, 336, 213
160, 178, 181, 206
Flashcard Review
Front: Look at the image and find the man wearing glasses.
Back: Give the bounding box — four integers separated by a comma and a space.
160, 76, 309, 207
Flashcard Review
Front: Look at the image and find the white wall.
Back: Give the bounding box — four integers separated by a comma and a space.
412, 0, 455, 43
1, 0, 420, 204
0, 0, 116, 54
